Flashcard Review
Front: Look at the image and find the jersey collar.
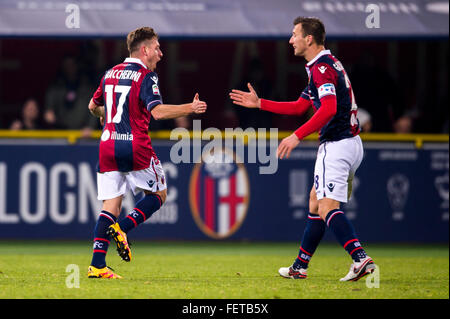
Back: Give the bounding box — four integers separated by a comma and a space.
306, 49, 331, 67
124, 57, 148, 69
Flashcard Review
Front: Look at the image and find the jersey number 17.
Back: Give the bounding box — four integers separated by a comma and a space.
104, 84, 131, 124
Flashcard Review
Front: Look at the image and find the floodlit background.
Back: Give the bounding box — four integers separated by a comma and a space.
0, 0, 448, 134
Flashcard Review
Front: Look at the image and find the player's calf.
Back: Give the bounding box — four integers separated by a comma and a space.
117, 193, 163, 233
324, 209, 369, 262
90, 210, 117, 268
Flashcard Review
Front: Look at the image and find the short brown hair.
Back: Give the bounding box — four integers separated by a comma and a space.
127, 27, 158, 54
293, 17, 325, 45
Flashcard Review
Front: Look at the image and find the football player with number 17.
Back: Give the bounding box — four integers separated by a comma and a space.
230, 17, 375, 281
87, 27, 207, 279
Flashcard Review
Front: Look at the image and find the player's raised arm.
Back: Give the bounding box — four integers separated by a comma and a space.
150, 93, 207, 120
260, 96, 312, 116
229, 83, 261, 108
230, 83, 311, 116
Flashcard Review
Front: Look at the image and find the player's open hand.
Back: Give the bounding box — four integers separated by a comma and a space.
191, 93, 207, 114
277, 134, 300, 159
229, 83, 261, 108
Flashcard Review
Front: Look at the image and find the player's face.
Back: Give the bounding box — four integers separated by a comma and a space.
289, 24, 309, 57
143, 38, 163, 70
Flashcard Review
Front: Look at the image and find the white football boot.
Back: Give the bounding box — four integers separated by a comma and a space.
278, 266, 307, 279
339, 256, 375, 282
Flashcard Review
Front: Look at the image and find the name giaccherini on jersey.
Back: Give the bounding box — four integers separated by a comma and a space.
104, 69, 142, 82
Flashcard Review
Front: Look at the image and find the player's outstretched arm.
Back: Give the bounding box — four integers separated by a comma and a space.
151, 93, 207, 120
260, 97, 311, 116
229, 83, 261, 108
230, 83, 311, 116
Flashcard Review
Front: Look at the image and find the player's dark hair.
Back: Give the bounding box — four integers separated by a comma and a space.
293, 17, 326, 45
127, 27, 158, 54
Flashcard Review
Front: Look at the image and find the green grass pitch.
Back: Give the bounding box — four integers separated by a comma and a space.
0, 240, 448, 299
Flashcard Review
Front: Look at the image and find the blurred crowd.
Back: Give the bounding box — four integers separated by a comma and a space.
9, 55, 101, 137
2, 39, 448, 136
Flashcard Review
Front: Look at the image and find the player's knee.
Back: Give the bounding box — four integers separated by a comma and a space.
160, 192, 167, 204
144, 190, 167, 206
309, 188, 318, 214
102, 197, 123, 218
317, 209, 328, 221
317, 198, 340, 220
309, 198, 318, 215
155, 189, 167, 205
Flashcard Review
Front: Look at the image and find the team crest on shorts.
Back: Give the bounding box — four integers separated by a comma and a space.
189, 148, 250, 239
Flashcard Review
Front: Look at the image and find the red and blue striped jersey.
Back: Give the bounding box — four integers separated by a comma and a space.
302, 50, 360, 143
92, 57, 163, 173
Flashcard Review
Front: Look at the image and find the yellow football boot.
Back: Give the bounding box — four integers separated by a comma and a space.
106, 223, 132, 262
87, 266, 122, 279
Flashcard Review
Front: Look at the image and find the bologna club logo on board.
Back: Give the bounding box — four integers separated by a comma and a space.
189, 148, 250, 239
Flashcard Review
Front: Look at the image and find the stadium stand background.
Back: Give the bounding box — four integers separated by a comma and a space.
0, 35, 449, 133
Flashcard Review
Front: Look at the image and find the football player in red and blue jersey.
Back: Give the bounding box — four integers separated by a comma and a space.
230, 17, 375, 282
87, 27, 207, 279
